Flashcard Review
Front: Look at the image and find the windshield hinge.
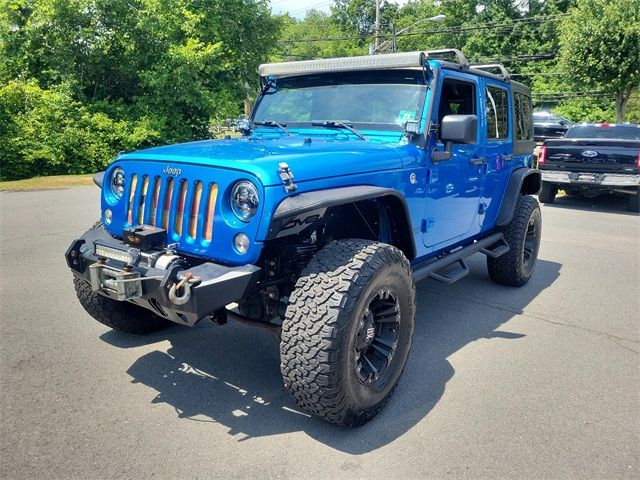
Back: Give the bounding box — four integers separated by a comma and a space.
260, 76, 277, 94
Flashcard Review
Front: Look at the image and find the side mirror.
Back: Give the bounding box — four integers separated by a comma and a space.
441, 114, 478, 144
433, 114, 478, 162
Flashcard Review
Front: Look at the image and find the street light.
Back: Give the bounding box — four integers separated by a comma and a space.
372, 14, 446, 55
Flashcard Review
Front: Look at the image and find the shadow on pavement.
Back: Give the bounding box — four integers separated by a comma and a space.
101, 255, 561, 454
543, 193, 638, 216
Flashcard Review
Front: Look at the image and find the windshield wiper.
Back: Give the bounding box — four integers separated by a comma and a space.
253, 120, 292, 136
311, 121, 369, 141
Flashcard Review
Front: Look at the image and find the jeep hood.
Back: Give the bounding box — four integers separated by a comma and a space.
118, 136, 418, 186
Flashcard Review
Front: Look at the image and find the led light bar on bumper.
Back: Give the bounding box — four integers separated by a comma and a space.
94, 241, 140, 266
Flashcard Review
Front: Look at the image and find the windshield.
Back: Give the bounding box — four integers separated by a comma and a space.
253, 70, 428, 133
565, 125, 640, 140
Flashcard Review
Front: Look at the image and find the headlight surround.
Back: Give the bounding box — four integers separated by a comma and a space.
230, 181, 259, 222
110, 167, 126, 200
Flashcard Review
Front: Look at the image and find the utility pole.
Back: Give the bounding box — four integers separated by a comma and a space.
372, 14, 445, 55
391, 23, 397, 53
374, 0, 381, 51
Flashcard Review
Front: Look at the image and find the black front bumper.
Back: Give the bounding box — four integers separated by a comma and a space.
65, 226, 261, 326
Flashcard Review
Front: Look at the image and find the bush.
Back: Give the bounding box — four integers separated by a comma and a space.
0, 81, 161, 180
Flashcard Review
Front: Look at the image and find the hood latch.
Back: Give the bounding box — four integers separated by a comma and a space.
278, 162, 297, 193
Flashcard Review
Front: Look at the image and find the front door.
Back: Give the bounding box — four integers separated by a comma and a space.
423, 74, 484, 249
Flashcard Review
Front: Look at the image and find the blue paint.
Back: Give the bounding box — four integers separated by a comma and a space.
101, 59, 529, 267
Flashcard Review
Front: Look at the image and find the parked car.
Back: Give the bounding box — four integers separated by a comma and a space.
533, 111, 573, 142
65, 49, 541, 427
538, 123, 640, 211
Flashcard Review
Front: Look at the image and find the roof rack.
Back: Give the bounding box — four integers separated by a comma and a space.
425, 49, 469, 70
470, 63, 511, 80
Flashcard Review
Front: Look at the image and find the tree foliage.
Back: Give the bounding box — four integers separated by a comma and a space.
0, 0, 281, 180
1, 0, 639, 180
558, 0, 640, 122
275, 0, 639, 124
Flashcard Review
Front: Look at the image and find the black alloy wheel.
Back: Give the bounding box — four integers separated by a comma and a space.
354, 289, 400, 386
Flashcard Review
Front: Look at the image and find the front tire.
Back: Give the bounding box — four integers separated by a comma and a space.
74, 277, 171, 334
488, 195, 542, 287
538, 182, 557, 203
280, 240, 416, 427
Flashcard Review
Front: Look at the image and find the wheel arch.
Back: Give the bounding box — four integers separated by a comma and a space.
266, 186, 417, 261
496, 168, 541, 227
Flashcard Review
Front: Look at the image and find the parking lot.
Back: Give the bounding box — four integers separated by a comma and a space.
1, 186, 638, 479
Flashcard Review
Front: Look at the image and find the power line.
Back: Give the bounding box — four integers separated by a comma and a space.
287, 1, 334, 16
511, 72, 569, 76
472, 53, 557, 63
280, 13, 568, 44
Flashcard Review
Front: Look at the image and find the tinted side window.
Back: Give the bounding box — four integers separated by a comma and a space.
486, 86, 508, 139
437, 78, 476, 140
514, 92, 532, 141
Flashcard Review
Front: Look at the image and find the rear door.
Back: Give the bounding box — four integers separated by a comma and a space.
479, 81, 513, 227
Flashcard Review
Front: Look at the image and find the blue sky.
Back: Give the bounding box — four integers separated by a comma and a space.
269, 0, 411, 18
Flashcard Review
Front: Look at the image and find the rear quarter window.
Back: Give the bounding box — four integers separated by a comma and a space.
486, 86, 509, 140
514, 92, 532, 141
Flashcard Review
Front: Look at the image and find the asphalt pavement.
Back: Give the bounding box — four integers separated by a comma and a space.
1, 187, 638, 479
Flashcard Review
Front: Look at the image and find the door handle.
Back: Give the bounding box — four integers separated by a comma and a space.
502, 154, 513, 161
470, 156, 486, 165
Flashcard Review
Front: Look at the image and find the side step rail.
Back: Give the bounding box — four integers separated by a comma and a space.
427, 258, 470, 284
413, 233, 509, 284
479, 237, 510, 258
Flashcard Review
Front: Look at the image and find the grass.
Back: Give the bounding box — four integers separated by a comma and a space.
0, 174, 94, 192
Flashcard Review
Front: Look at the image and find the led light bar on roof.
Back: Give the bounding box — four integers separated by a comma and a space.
258, 51, 428, 78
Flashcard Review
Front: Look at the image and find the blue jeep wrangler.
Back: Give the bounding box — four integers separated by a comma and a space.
66, 49, 541, 426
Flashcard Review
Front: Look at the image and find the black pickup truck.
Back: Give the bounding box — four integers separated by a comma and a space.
538, 123, 640, 212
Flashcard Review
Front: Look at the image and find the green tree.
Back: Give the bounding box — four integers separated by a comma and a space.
558, 0, 640, 122
0, 0, 282, 180
277, 10, 364, 61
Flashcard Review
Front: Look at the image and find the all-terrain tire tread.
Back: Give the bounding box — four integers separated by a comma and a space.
487, 195, 540, 287
280, 239, 415, 427
72, 221, 170, 334
73, 277, 170, 334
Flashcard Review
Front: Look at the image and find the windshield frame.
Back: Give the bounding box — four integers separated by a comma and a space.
251, 69, 430, 135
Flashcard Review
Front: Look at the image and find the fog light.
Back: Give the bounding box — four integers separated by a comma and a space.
234, 233, 250, 254
104, 208, 112, 224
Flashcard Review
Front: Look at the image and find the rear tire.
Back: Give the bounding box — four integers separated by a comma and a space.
280, 240, 416, 427
538, 182, 556, 204
488, 195, 542, 287
627, 190, 640, 213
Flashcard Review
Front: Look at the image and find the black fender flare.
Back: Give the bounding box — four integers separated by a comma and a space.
496, 168, 541, 226
266, 185, 417, 260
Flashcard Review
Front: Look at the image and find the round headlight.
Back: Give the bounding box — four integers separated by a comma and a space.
230, 181, 259, 222
110, 167, 126, 199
